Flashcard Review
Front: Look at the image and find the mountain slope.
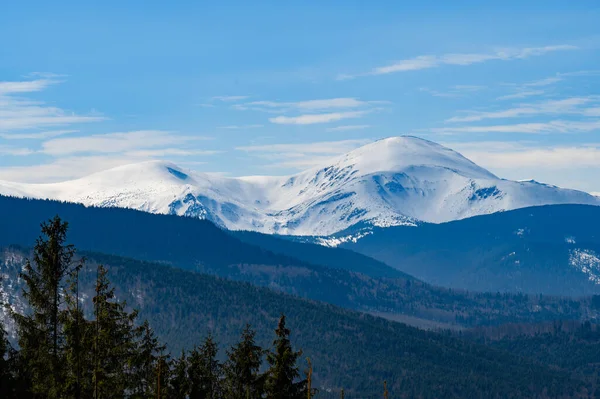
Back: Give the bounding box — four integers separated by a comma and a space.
341, 204, 600, 296
1, 248, 590, 398
1, 136, 598, 236
0, 195, 596, 329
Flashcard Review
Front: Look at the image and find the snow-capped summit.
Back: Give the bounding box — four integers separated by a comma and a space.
325, 136, 496, 180
1, 136, 599, 236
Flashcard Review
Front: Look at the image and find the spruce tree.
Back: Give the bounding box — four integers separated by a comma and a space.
91, 264, 139, 398
169, 350, 189, 399
224, 324, 264, 399
13, 216, 77, 398
265, 314, 306, 399
130, 320, 165, 398
189, 335, 223, 399
62, 264, 92, 399
154, 354, 171, 399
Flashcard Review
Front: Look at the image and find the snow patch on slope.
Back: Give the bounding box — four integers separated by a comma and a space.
569, 249, 600, 285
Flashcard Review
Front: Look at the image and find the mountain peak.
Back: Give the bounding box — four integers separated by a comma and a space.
329, 135, 497, 180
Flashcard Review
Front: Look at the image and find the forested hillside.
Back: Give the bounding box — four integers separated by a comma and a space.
342, 204, 600, 295
0, 218, 595, 398
0, 195, 597, 329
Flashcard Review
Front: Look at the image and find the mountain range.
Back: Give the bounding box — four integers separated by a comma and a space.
1, 136, 598, 236
338, 204, 600, 296
2, 195, 594, 330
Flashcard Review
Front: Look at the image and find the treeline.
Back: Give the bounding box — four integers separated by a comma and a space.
0, 217, 311, 399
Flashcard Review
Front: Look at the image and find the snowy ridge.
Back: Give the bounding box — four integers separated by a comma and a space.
1, 136, 599, 236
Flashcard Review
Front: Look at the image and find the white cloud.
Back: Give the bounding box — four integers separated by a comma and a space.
269, 111, 367, 125
371, 55, 438, 75
339, 44, 577, 79
236, 139, 370, 154
420, 85, 486, 98
41, 130, 209, 156
233, 97, 384, 126
447, 97, 597, 123
326, 125, 370, 132
0, 145, 34, 156
0, 156, 145, 183
452, 85, 486, 91
0, 129, 78, 140
431, 120, 600, 134
212, 95, 249, 102
124, 148, 220, 157
449, 142, 600, 168
496, 90, 545, 100
0, 79, 59, 94
0, 79, 105, 131
0, 145, 219, 183
522, 77, 563, 87
237, 98, 379, 112
217, 124, 264, 129
441, 140, 600, 192
237, 139, 371, 170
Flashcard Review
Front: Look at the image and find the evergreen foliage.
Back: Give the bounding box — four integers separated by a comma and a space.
189, 335, 223, 399
265, 315, 306, 399
12, 216, 78, 398
3, 217, 309, 398
223, 324, 265, 399
2, 214, 599, 398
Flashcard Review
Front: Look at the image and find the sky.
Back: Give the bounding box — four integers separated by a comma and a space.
1, 1, 600, 194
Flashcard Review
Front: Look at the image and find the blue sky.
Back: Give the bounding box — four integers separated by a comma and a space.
1, 1, 600, 193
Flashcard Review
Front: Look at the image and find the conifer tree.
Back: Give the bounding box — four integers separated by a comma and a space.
92, 264, 139, 398
189, 334, 223, 399
62, 264, 92, 399
13, 216, 77, 398
130, 320, 165, 398
223, 324, 264, 399
154, 353, 171, 399
169, 350, 190, 399
265, 314, 306, 399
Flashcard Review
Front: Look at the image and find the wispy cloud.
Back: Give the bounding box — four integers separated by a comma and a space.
0, 155, 150, 183
236, 138, 370, 170
233, 97, 384, 126
217, 124, 263, 129
0, 145, 34, 156
269, 110, 368, 125
448, 141, 600, 169
124, 148, 220, 157
447, 97, 598, 123
420, 85, 486, 98
235, 98, 384, 113
496, 90, 546, 101
0, 79, 59, 94
237, 139, 370, 154
0, 78, 105, 131
0, 129, 78, 140
339, 45, 577, 80
41, 130, 211, 156
432, 120, 600, 134
439, 140, 600, 192
212, 95, 249, 102
497, 70, 600, 101
326, 125, 370, 132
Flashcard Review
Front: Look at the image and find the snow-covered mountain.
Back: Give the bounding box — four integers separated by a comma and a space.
1, 136, 599, 236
